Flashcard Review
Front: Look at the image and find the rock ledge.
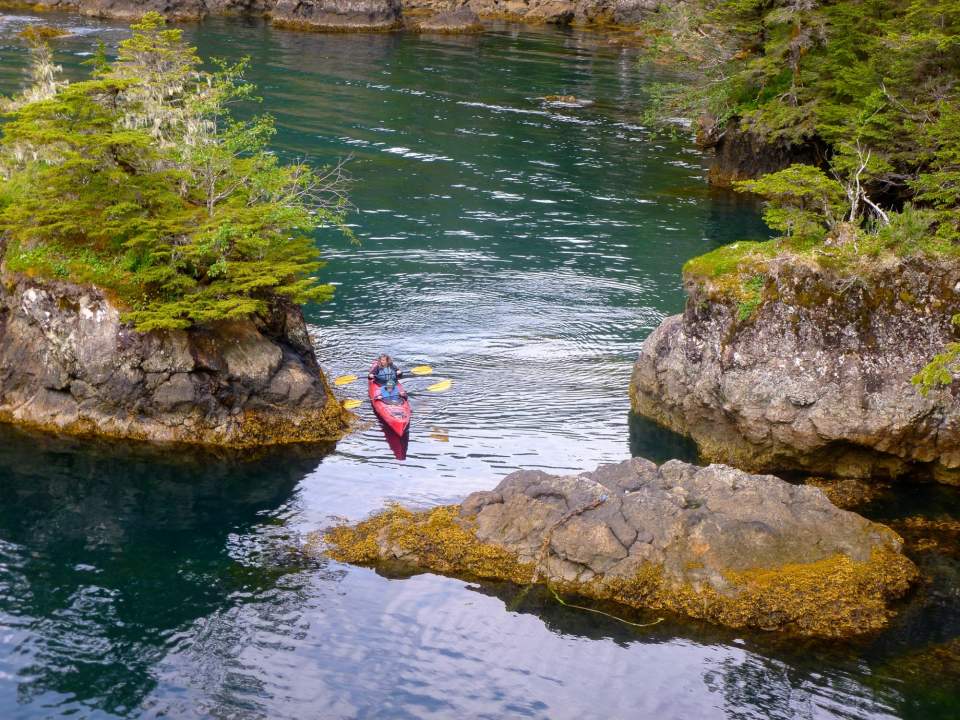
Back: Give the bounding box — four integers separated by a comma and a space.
323, 457, 917, 637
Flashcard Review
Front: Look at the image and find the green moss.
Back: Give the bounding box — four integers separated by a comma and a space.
321, 505, 918, 637
683, 241, 775, 285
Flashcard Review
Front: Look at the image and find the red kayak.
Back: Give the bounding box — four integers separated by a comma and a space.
368, 379, 412, 437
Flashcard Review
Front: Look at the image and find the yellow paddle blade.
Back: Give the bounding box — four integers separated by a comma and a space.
427, 379, 452, 393
410, 365, 433, 376
342, 399, 363, 410
334, 374, 358, 386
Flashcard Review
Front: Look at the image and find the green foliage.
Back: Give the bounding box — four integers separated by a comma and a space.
736, 164, 846, 239
0, 12, 348, 332
646, 1, 960, 205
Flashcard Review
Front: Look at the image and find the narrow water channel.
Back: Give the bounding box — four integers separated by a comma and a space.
0, 12, 957, 719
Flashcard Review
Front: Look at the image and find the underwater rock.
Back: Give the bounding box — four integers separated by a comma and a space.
631, 254, 960, 484
0, 271, 350, 447
539, 94, 594, 107
323, 457, 918, 637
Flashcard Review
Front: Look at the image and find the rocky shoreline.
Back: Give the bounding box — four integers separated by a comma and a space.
320, 457, 918, 637
0, 0, 661, 31
0, 270, 350, 448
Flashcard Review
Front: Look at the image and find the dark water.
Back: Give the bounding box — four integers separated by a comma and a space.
0, 12, 958, 719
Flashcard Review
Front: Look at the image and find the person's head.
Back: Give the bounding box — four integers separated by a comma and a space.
386, 379, 396, 391
378, 353, 391, 367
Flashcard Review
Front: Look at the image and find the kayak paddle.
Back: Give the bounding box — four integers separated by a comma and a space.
342, 399, 362, 410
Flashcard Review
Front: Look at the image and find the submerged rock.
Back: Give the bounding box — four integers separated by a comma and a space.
0, 272, 350, 447
323, 457, 918, 637
631, 254, 960, 484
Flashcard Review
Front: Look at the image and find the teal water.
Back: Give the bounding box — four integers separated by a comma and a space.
0, 12, 958, 720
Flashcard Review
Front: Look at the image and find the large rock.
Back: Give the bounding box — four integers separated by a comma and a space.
269, 0, 402, 30
631, 253, 960, 483
0, 271, 350, 447
410, 6, 482, 32
324, 457, 918, 636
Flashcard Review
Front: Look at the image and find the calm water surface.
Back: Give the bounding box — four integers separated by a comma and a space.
0, 12, 957, 720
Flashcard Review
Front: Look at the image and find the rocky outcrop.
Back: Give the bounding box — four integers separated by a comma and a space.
631, 253, 960, 483
402, 0, 657, 26
410, 6, 482, 32
269, 0, 402, 31
0, 271, 350, 447
2, 0, 663, 28
323, 457, 918, 637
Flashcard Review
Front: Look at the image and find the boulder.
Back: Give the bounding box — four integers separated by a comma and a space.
269, 0, 402, 31
323, 457, 918, 637
631, 253, 960, 483
0, 271, 350, 447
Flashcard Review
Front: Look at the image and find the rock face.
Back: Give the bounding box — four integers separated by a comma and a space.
270, 0, 402, 31
699, 120, 826, 188
631, 254, 960, 483
325, 457, 917, 636
0, 271, 350, 447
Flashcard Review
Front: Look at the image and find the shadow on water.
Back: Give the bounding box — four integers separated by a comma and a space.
628, 412, 700, 465
0, 425, 338, 716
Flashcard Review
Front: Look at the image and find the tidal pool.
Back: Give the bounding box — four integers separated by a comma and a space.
0, 13, 957, 719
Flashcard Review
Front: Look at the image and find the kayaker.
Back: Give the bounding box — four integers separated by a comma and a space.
380, 379, 402, 404
368, 354, 407, 397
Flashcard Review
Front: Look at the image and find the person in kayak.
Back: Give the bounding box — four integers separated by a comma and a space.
368, 354, 407, 400
380, 379, 403, 405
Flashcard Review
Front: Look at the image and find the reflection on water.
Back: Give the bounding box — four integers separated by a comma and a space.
0, 12, 958, 720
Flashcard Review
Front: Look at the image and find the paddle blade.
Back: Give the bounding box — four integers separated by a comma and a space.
410, 365, 433, 376
334, 374, 358, 386
427, 379, 452, 393
342, 399, 362, 410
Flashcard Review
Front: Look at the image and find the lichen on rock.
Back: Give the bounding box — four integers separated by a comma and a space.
320, 457, 918, 637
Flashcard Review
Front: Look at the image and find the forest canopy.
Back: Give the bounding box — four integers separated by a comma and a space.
0, 13, 349, 332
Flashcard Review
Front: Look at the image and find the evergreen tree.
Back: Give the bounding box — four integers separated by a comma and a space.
0, 13, 348, 332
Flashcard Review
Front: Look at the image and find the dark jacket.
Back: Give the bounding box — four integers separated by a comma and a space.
368, 360, 403, 385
